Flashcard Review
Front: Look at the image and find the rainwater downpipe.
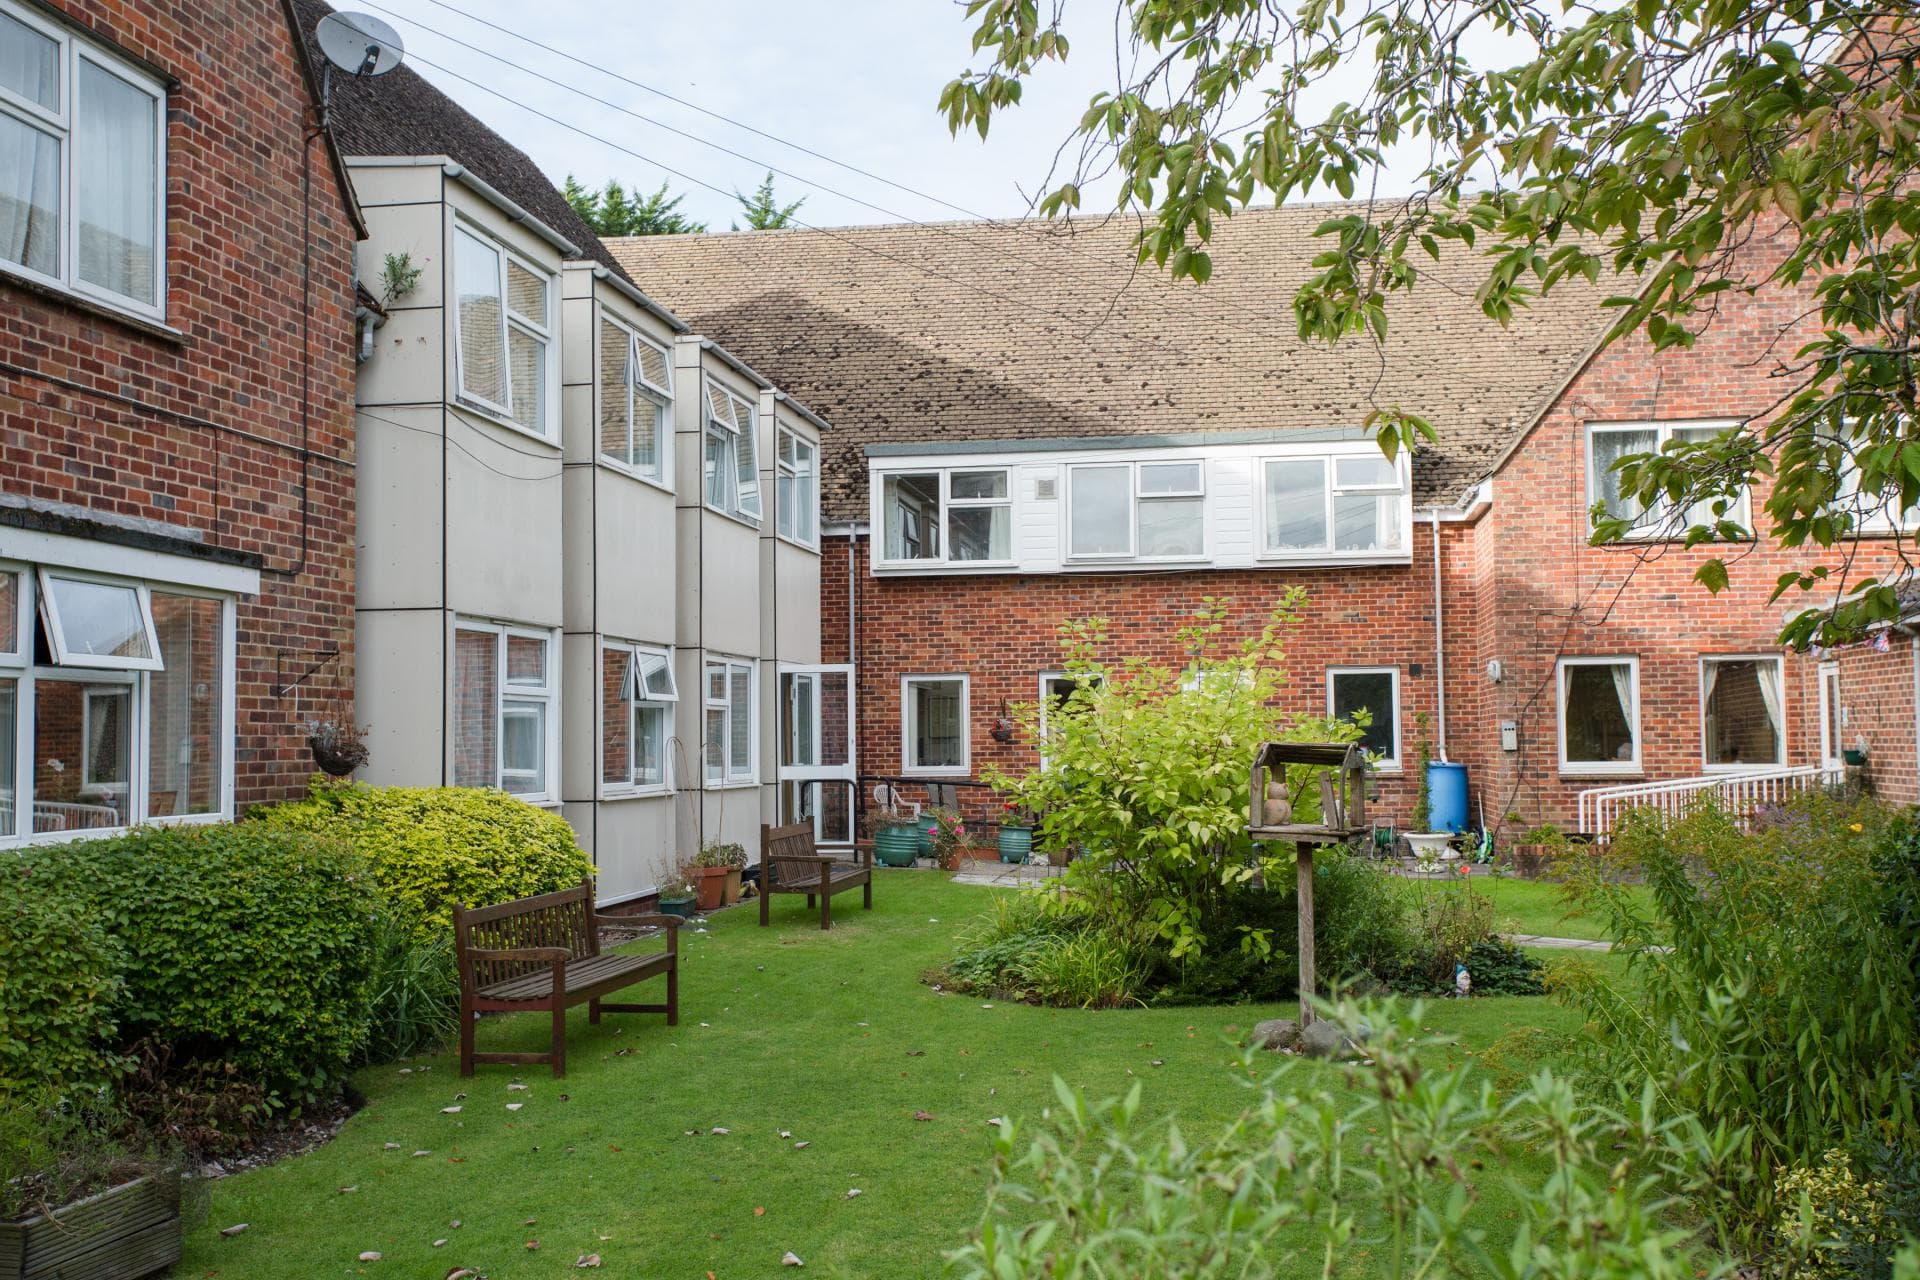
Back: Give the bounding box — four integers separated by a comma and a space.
1430, 509, 1449, 764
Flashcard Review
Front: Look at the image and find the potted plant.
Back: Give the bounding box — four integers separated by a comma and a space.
0, 1090, 184, 1280
997, 802, 1034, 864
927, 807, 967, 871
658, 864, 698, 918
305, 716, 368, 778
871, 813, 920, 868
692, 841, 747, 911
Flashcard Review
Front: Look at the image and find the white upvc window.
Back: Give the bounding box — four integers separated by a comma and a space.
1067, 460, 1205, 560
878, 468, 1013, 566
1261, 451, 1408, 557
1587, 420, 1748, 536
704, 381, 762, 521
776, 429, 819, 547
902, 674, 969, 775
1701, 655, 1785, 771
598, 315, 673, 485
0, 1, 167, 320
0, 563, 235, 846
1327, 666, 1401, 771
452, 223, 555, 440
452, 620, 557, 801
1558, 656, 1641, 775
1037, 669, 1101, 766
703, 656, 756, 784
602, 640, 676, 794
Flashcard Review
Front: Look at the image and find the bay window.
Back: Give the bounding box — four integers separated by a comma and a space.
902, 675, 968, 774
1328, 667, 1401, 770
453, 620, 556, 799
1067, 461, 1205, 560
0, 564, 233, 844
0, 1, 166, 318
704, 382, 761, 520
1587, 421, 1746, 535
1262, 451, 1406, 556
879, 468, 1011, 565
1702, 656, 1784, 769
603, 641, 676, 793
598, 316, 672, 483
776, 429, 818, 546
704, 657, 755, 784
453, 223, 554, 439
1558, 657, 1640, 774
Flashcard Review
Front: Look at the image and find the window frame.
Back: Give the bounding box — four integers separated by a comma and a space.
602, 639, 676, 797
702, 656, 757, 786
776, 428, 819, 549
1326, 665, 1402, 772
596, 311, 674, 489
1699, 654, 1787, 772
1585, 420, 1750, 540
703, 380, 762, 523
452, 618, 559, 803
0, 562, 236, 848
873, 467, 1015, 568
1064, 460, 1208, 563
35, 568, 162, 671
450, 220, 557, 443
0, 1, 169, 321
78, 682, 131, 797
1556, 655, 1642, 776
1037, 669, 1101, 766
1257, 449, 1411, 560
901, 673, 970, 777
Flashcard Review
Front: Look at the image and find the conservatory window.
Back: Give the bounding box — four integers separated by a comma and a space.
1702, 656, 1784, 769
1558, 657, 1640, 774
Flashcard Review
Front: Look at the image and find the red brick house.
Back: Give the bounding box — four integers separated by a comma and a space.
613, 212, 1916, 842
0, 0, 361, 843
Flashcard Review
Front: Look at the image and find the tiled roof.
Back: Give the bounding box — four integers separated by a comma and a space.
610, 207, 1615, 520
292, 0, 627, 279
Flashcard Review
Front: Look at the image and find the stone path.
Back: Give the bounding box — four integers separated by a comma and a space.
1504, 932, 1614, 951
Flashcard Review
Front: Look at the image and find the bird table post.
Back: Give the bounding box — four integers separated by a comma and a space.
1249, 741, 1367, 1031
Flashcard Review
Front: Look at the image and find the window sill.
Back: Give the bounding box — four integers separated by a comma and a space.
1557, 768, 1643, 781
903, 767, 971, 778
597, 456, 674, 494
704, 778, 760, 791
775, 532, 822, 555
1, 267, 183, 345
703, 504, 764, 532
603, 785, 673, 800
1702, 762, 1788, 774
451, 397, 561, 450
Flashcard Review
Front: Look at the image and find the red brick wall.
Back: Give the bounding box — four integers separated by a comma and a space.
1832, 639, 1919, 803
0, 0, 358, 812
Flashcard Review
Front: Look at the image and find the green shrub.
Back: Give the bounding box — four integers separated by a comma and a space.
14, 824, 381, 1108
1772, 1149, 1890, 1280
359, 907, 460, 1065
1460, 937, 1546, 995
0, 867, 124, 1090
1560, 794, 1920, 1238
256, 779, 594, 933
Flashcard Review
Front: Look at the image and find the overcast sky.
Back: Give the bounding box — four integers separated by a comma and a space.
345, 0, 1505, 233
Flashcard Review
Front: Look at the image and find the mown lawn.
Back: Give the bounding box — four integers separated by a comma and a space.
182, 874, 1601, 1279
1453, 873, 1648, 941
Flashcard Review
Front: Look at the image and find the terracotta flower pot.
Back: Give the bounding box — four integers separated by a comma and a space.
695, 866, 731, 912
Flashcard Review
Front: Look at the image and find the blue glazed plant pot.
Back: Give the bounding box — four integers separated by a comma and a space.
916, 814, 940, 854
998, 825, 1033, 864
874, 824, 920, 867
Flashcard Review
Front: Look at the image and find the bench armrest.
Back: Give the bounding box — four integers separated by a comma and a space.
592, 911, 682, 933
851, 841, 873, 868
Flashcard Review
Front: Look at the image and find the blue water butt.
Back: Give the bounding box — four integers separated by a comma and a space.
1426, 762, 1469, 833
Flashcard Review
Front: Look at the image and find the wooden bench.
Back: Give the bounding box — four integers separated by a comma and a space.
758, 822, 872, 930
453, 878, 679, 1078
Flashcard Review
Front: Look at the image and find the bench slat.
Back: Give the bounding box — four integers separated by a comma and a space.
477, 952, 672, 1002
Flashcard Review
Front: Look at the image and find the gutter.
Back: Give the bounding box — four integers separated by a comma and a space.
1411, 479, 1490, 767
773, 391, 834, 435
581, 263, 689, 333
696, 337, 774, 390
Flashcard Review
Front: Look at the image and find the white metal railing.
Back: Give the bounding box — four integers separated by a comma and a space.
1575, 763, 1847, 837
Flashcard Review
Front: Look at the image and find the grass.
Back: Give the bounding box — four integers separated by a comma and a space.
1461, 873, 1649, 941
181, 875, 1599, 1279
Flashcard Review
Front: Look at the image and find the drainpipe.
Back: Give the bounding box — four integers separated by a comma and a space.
1430, 509, 1449, 763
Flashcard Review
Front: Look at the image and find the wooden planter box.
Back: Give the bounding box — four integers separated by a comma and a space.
0, 1173, 181, 1280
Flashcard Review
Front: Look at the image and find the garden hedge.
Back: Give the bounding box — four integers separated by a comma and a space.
13, 824, 380, 1105
255, 780, 595, 934
0, 865, 125, 1091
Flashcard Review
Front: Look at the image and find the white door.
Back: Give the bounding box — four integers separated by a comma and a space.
1818, 661, 1844, 770
778, 664, 856, 847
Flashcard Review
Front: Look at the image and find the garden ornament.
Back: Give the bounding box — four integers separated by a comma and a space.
1454, 964, 1472, 998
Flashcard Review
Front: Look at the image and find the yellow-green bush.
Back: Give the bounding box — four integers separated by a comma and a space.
256, 780, 594, 933
1772, 1149, 1889, 1279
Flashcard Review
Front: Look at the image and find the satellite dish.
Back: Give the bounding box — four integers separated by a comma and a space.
316, 11, 404, 78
